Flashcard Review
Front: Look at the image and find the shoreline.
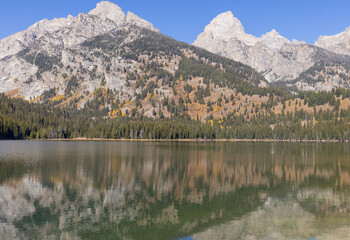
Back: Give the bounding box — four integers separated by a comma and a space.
21, 138, 350, 143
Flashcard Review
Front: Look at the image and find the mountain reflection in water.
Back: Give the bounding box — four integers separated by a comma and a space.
0, 141, 350, 240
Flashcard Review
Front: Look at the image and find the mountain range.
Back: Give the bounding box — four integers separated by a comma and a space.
1, 1, 350, 120
0, 1, 158, 99
194, 11, 350, 91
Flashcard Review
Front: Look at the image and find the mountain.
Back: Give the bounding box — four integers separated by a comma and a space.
2, 2, 350, 141
195, 11, 259, 46
0, 1, 159, 99
2, 1, 350, 127
315, 27, 350, 56
0, 1, 277, 121
0, 2, 158, 59
193, 11, 350, 91
260, 29, 290, 51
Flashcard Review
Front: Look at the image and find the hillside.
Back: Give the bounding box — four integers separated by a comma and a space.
2, 88, 350, 141
1, 2, 350, 140
1, 8, 284, 121
193, 11, 350, 91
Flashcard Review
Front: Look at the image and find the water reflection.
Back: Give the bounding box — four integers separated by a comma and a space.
0, 142, 350, 239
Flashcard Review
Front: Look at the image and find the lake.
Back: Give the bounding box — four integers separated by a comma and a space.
0, 141, 350, 240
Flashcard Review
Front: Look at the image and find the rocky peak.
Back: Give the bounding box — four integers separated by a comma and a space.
260, 29, 290, 50
264, 29, 279, 37
193, 11, 348, 87
315, 26, 350, 55
208, 11, 245, 37
193, 11, 258, 47
88, 2, 159, 31
0, 1, 160, 60
88, 1, 126, 25
291, 39, 307, 45
27, 15, 75, 34
126, 11, 159, 32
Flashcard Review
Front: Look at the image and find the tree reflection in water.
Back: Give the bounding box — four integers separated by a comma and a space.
0, 142, 349, 239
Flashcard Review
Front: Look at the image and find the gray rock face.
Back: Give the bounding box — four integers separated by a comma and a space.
193, 12, 314, 83
260, 29, 290, 51
88, 2, 159, 32
1, 2, 350, 98
0, 1, 158, 59
195, 11, 259, 46
315, 27, 350, 56
126, 11, 159, 33
88, 1, 126, 25
0, 1, 159, 100
193, 12, 350, 90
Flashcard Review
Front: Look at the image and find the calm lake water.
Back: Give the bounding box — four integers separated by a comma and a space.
0, 141, 350, 240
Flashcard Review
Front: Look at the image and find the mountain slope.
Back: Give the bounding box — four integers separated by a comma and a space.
315, 27, 350, 56
1, 2, 283, 121
193, 11, 350, 91
0, 1, 159, 98
2, 2, 350, 140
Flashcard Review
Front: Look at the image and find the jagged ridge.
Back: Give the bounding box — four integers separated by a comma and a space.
193, 11, 350, 91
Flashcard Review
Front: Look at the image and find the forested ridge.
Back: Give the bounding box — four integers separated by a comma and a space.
1, 92, 350, 141
2, 27, 350, 141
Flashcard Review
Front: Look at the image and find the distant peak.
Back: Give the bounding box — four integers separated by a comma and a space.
215, 11, 235, 19
292, 39, 306, 45
261, 29, 283, 39
87, 2, 158, 31
260, 29, 290, 50
193, 10, 258, 46
209, 11, 245, 35
314, 26, 350, 55
88, 1, 126, 24
126, 11, 159, 32
267, 29, 279, 36
93, 1, 122, 11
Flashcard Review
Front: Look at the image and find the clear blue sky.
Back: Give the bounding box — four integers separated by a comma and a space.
1, 0, 350, 44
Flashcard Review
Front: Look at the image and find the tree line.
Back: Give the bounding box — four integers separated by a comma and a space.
1, 93, 350, 141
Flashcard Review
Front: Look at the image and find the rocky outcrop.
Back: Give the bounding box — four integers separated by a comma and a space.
315, 27, 350, 56
1, 1, 350, 99
260, 29, 290, 51
88, 1, 126, 25
88, 1, 159, 32
0, 1, 158, 60
0, 1, 159, 100
194, 11, 258, 46
193, 12, 350, 90
193, 12, 314, 83
126, 11, 159, 33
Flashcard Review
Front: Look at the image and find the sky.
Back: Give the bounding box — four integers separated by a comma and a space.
1, 0, 350, 44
